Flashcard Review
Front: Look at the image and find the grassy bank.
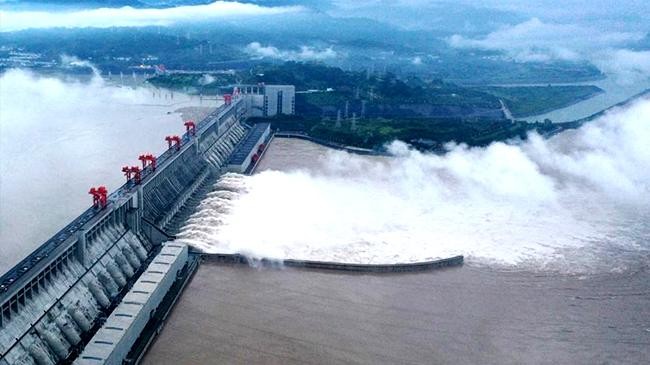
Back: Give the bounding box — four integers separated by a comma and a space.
479, 85, 604, 118
251, 116, 560, 151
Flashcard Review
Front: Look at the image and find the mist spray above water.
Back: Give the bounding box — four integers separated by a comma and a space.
0, 69, 209, 272
178, 99, 650, 273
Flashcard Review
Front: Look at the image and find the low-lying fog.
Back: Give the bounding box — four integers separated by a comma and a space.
0, 69, 213, 273
179, 99, 650, 274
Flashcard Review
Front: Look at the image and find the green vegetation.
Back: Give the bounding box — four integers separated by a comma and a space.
150, 62, 499, 106
148, 63, 605, 121
149, 62, 505, 119
147, 73, 238, 94
250, 62, 500, 108
253, 115, 563, 151
443, 59, 603, 85
0, 20, 604, 85
301, 91, 349, 106
479, 85, 604, 117
0, 27, 245, 71
150, 62, 606, 150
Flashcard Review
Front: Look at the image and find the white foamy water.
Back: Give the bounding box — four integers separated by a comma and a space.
179, 98, 650, 273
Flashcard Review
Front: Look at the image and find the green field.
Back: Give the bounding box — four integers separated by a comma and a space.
149, 62, 502, 110
479, 85, 604, 118
252, 116, 565, 151
149, 62, 601, 150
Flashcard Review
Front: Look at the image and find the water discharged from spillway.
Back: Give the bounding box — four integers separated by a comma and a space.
177, 99, 650, 274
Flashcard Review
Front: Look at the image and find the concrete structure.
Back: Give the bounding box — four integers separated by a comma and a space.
0, 89, 269, 365
227, 123, 271, 173
75, 243, 188, 365
263, 85, 295, 117
239, 84, 295, 117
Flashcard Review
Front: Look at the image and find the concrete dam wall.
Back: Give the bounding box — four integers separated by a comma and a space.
0, 96, 259, 365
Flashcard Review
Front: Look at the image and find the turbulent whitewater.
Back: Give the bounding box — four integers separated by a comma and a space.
177, 99, 650, 273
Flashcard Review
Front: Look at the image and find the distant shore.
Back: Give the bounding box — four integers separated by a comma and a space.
514, 88, 605, 119
174, 106, 215, 123
570, 88, 650, 124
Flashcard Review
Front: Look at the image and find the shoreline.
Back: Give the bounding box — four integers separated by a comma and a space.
511, 88, 605, 119
569, 88, 650, 124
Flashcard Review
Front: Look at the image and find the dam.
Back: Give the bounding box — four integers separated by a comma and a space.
3, 81, 647, 365
0, 88, 273, 365
0, 84, 463, 365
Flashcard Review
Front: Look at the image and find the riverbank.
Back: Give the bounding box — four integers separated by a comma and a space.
522, 77, 650, 123
571, 88, 650, 124
252, 116, 555, 152
479, 85, 605, 118
250, 86, 649, 153
274, 132, 386, 156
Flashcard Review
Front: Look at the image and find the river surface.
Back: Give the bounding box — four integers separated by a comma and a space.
180, 134, 650, 274
521, 76, 650, 123
156, 137, 650, 365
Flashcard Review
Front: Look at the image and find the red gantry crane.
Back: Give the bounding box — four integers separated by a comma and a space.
165, 135, 181, 151
89, 186, 108, 209
138, 153, 157, 171
122, 165, 142, 184
184, 120, 196, 136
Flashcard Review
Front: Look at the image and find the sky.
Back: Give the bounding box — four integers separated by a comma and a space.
2, 0, 649, 35
0, 1, 305, 31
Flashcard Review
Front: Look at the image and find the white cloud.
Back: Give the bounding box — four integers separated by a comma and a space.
331, 0, 650, 29
448, 18, 643, 63
245, 42, 339, 61
465, 0, 650, 26
198, 74, 216, 85
593, 49, 650, 85
59, 54, 102, 76
0, 68, 212, 270
0, 1, 304, 32
447, 18, 650, 81
177, 97, 650, 273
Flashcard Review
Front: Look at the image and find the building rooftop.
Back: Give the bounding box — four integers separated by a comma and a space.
76, 243, 187, 364
228, 123, 270, 166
